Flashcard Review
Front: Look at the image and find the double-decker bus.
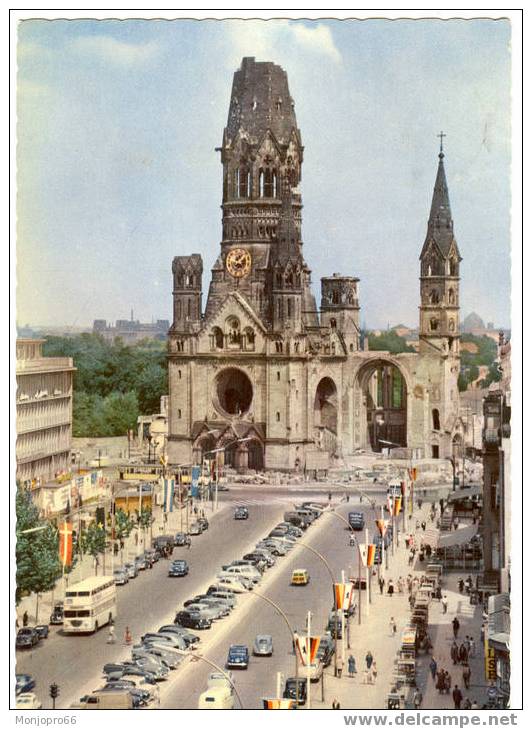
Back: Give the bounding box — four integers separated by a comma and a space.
63, 576, 117, 633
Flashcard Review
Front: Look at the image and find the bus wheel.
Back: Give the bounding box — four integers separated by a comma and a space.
95, 621, 99, 632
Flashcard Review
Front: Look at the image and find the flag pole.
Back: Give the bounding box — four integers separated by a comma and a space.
306, 610, 311, 710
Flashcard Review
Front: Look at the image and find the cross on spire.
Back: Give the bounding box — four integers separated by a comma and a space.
438, 131, 446, 154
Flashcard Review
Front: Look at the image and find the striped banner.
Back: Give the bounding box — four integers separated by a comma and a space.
294, 634, 321, 666
359, 543, 376, 567
375, 518, 390, 537
334, 582, 354, 611
59, 521, 73, 567
163, 478, 175, 513
262, 698, 296, 709
393, 495, 402, 516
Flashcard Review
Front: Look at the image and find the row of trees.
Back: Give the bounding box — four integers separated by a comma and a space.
458, 334, 501, 391
43, 334, 167, 436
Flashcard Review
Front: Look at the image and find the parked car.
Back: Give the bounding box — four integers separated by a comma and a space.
283, 677, 307, 705
15, 693, 42, 710
186, 602, 222, 621
316, 634, 335, 667
253, 634, 273, 656
174, 532, 188, 546
153, 535, 175, 555
133, 658, 169, 680
304, 661, 324, 682
144, 549, 159, 565
34, 625, 49, 639
113, 568, 129, 585
214, 576, 251, 593
234, 506, 249, 520
221, 564, 261, 582
189, 522, 203, 536
231, 558, 265, 573
256, 540, 287, 557
226, 645, 249, 669
248, 549, 276, 567
132, 645, 182, 670
283, 511, 307, 528
15, 674, 35, 695
197, 517, 209, 531
141, 632, 187, 650
199, 598, 231, 616
164, 624, 200, 645
124, 562, 139, 579
326, 609, 343, 638
205, 589, 237, 607
49, 602, 64, 625
168, 559, 189, 577
174, 611, 212, 630
16, 629, 39, 649
99, 680, 150, 706
134, 554, 148, 571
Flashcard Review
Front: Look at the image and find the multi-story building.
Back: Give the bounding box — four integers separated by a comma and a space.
16, 338, 76, 486
167, 57, 464, 471
93, 316, 169, 342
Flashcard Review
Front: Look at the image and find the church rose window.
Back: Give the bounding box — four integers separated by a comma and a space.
214, 368, 253, 416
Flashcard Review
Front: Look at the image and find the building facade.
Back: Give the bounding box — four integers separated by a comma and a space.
93, 316, 169, 342
167, 57, 462, 471
16, 338, 76, 485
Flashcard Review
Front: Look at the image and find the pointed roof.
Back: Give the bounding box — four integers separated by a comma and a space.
422, 148, 461, 260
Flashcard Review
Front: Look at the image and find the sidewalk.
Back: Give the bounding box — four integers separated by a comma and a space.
311, 503, 486, 710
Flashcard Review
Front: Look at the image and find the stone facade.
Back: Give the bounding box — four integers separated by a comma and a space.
167, 57, 462, 471
16, 338, 76, 485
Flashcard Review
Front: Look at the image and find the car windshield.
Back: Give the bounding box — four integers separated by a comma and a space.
19, 629, 33, 635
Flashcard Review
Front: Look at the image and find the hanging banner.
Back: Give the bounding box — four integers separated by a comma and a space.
387, 494, 394, 516
163, 478, 175, 512
359, 543, 376, 567
262, 698, 296, 709
294, 633, 321, 666
393, 495, 402, 516
191, 466, 201, 497
408, 467, 418, 481
375, 518, 389, 537
59, 521, 73, 567
333, 582, 354, 611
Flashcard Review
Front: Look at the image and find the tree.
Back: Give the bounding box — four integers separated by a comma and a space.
16, 488, 62, 618
114, 509, 134, 564
80, 522, 107, 575
368, 330, 416, 353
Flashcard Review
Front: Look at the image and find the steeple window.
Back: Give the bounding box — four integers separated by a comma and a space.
259, 170, 264, 197
448, 288, 456, 304
432, 409, 440, 431
264, 169, 273, 197
448, 319, 455, 332
430, 318, 439, 331
430, 289, 440, 304
212, 327, 224, 349
287, 298, 292, 317
449, 259, 458, 276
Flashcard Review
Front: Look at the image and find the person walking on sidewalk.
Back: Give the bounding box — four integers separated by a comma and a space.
463, 698, 472, 710
124, 626, 132, 645
336, 655, 344, 678
436, 669, 446, 694
413, 689, 423, 709
462, 664, 472, 690
379, 576, 385, 595
389, 617, 397, 636
451, 641, 459, 665
107, 623, 116, 644
348, 655, 357, 677
452, 685, 463, 709
469, 636, 476, 658
365, 651, 374, 670
442, 595, 448, 614
332, 698, 340, 709
452, 616, 460, 638
22, 611, 29, 627
387, 580, 394, 597
429, 656, 438, 681
371, 662, 378, 684
458, 642, 468, 665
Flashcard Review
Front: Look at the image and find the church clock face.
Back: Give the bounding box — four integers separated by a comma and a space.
226, 248, 252, 278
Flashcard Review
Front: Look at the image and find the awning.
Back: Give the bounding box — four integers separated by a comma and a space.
438, 524, 478, 548
447, 485, 482, 501
488, 633, 510, 653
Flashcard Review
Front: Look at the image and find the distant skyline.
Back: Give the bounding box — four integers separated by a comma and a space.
17, 18, 512, 329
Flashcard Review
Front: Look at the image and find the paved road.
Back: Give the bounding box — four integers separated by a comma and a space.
159, 502, 379, 709
16, 499, 289, 709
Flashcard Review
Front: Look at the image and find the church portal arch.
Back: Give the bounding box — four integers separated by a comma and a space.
314, 377, 338, 454
356, 359, 408, 452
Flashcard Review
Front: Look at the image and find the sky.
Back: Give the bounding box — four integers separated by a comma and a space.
16, 17, 512, 330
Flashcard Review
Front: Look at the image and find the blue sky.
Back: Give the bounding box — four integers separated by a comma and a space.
16, 18, 512, 329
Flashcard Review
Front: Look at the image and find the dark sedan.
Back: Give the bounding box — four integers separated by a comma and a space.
168, 560, 189, 577
174, 611, 212, 630
49, 603, 64, 625
234, 507, 249, 520
15, 674, 35, 695
16, 628, 39, 649
174, 532, 188, 546
34, 625, 49, 639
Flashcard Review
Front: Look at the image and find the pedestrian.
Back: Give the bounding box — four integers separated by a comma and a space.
452, 685, 463, 709
407, 575, 412, 594
397, 578, 403, 594
187, 536, 191, 550
459, 643, 468, 665
193, 505, 198, 515
409, 593, 416, 610
458, 578, 464, 593
405, 536, 410, 549
469, 637, 476, 658
436, 670, 446, 694
408, 549, 415, 567
371, 662, 378, 683
444, 672, 452, 694
365, 651, 374, 670
429, 656, 437, 680
124, 626, 132, 645
452, 616, 460, 638
442, 595, 448, 614
435, 584, 442, 600
415, 519, 420, 530
451, 641, 459, 665
387, 580, 394, 597
417, 498, 423, 511
463, 698, 472, 710
425, 544, 432, 558
413, 689, 423, 709
389, 617, 397, 636
453, 518, 459, 531
22, 611, 29, 627
363, 669, 370, 684
336, 655, 344, 678
421, 520, 426, 532
379, 576, 385, 595
348, 654, 357, 677
463, 664, 471, 690
332, 698, 340, 709
328, 491, 332, 502
107, 624, 116, 644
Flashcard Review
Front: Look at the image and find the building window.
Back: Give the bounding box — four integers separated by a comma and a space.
330, 318, 337, 329
276, 412, 280, 422
178, 370, 182, 379
178, 409, 182, 419
287, 298, 292, 317
430, 318, 439, 331
259, 170, 265, 197
350, 343, 354, 352
277, 371, 281, 381
212, 326, 224, 349
432, 409, 440, 430
449, 319, 455, 332
176, 301, 182, 319
275, 341, 283, 353
448, 288, 455, 304
430, 289, 439, 304
187, 300, 191, 318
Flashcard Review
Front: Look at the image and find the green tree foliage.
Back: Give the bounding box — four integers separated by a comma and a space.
43, 334, 167, 436
80, 522, 107, 574
458, 335, 501, 391
368, 330, 416, 353
16, 488, 62, 603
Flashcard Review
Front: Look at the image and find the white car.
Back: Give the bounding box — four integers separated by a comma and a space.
214, 577, 248, 593
15, 693, 42, 709
221, 565, 261, 582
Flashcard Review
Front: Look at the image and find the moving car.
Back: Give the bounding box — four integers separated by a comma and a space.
253, 634, 273, 656
15, 674, 35, 695
15, 693, 42, 709
113, 568, 129, 585
49, 602, 64, 624
291, 569, 310, 586
207, 671, 234, 689
283, 677, 307, 705
226, 644, 249, 669
174, 611, 212, 630
168, 560, 189, 577
348, 511, 365, 531
234, 506, 249, 520
34, 625, 49, 639
16, 628, 39, 649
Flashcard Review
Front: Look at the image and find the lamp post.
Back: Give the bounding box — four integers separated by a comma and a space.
324, 508, 363, 626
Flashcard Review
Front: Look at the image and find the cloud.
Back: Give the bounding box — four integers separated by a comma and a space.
69, 35, 160, 66
289, 23, 342, 63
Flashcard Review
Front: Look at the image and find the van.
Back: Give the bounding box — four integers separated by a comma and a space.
291, 569, 310, 586
198, 686, 235, 709
70, 691, 133, 710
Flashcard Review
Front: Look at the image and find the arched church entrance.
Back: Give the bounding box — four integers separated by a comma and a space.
314, 377, 338, 454
357, 360, 407, 453
192, 434, 216, 465
247, 439, 264, 471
